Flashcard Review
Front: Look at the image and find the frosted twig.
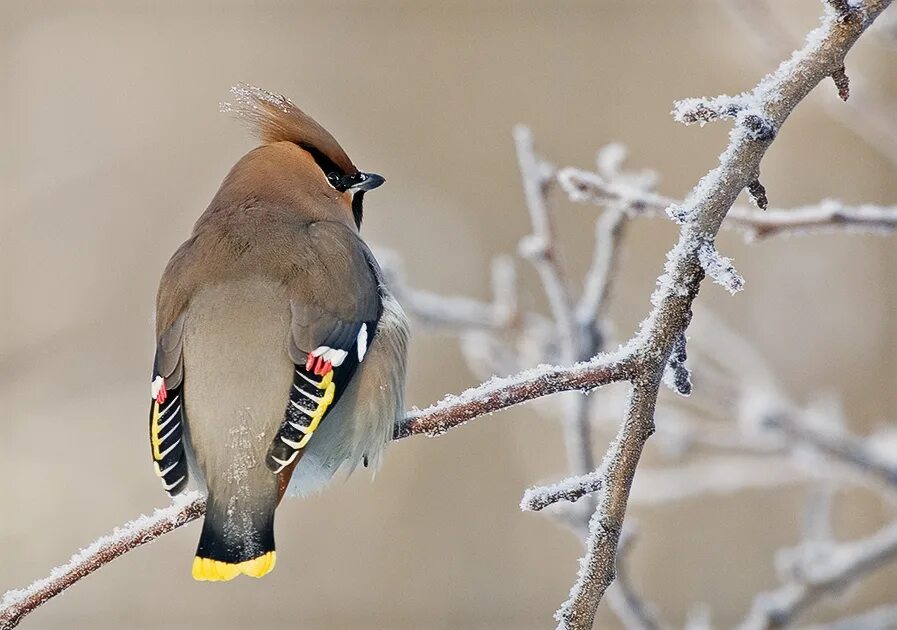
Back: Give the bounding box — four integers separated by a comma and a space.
722, 0, 897, 169
395, 350, 635, 439
514, 125, 579, 360
0, 351, 636, 629
522, 466, 607, 513
576, 205, 629, 352
738, 521, 897, 630
767, 408, 897, 491
727, 202, 897, 241
559, 167, 897, 242
0, 492, 205, 630
514, 126, 598, 481
380, 252, 538, 332
554, 2, 893, 627
672, 94, 747, 126
662, 332, 692, 396
523, 457, 819, 513
697, 240, 745, 295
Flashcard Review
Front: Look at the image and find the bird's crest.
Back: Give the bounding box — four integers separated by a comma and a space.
221, 84, 357, 176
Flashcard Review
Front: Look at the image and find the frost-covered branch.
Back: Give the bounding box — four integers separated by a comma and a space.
515, 125, 579, 360
559, 167, 897, 242
0, 493, 205, 630
722, 0, 897, 169
395, 352, 634, 439
739, 521, 897, 630
514, 126, 599, 480
523, 457, 819, 513
0, 353, 634, 629
762, 407, 897, 492
553, 2, 893, 626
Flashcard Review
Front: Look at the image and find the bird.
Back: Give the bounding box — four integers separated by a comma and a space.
148, 84, 409, 582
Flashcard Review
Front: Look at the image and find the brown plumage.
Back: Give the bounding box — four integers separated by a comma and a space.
223, 84, 357, 175
149, 85, 408, 582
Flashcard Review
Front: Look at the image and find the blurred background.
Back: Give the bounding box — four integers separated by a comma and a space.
2, 1, 897, 628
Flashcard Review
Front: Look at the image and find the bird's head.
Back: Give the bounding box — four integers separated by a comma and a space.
221, 84, 384, 230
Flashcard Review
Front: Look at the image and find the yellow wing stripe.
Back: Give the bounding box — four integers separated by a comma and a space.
150, 401, 163, 460
192, 552, 277, 582
296, 378, 336, 449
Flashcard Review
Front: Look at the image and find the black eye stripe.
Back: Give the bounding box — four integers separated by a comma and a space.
325, 172, 363, 193
300, 143, 342, 177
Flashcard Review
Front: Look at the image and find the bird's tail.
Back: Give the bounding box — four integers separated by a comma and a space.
192, 492, 277, 582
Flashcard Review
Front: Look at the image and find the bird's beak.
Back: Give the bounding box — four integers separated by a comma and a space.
350, 172, 386, 192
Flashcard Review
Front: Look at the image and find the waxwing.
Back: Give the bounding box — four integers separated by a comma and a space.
149, 84, 409, 581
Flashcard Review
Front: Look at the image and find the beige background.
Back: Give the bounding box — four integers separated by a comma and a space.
2, 1, 896, 628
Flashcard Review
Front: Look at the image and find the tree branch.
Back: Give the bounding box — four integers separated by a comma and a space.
559, 167, 897, 242
552, 2, 893, 626
0, 493, 205, 630
0, 352, 635, 629
722, 0, 897, 169
395, 351, 635, 439
514, 126, 599, 480
739, 521, 897, 630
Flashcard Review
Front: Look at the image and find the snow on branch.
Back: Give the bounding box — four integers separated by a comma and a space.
0, 492, 205, 630
739, 520, 897, 630
672, 94, 748, 126
554, 3, 893, 627
721, 0, 897, 169
662, 332, 693, 396
697, 239, 745, 295
394, 351, 634, 439
0, 352, 635, 630
558, 166, 897, 243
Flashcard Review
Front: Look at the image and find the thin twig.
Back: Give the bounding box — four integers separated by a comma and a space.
722, 0, 897, 169
0, 351, 636, 629
559, 167, 897, 242
0, 493, 205, 630
576, 205, 629, 352
739, 521, 897, 630
514, 126, 597, 481
514, 125, 579, 360
767, 409, 897, 491
522, 457, 820, 512
396, 351, 635, 439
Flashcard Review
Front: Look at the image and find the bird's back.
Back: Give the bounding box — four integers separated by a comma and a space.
183, 277, 292, 498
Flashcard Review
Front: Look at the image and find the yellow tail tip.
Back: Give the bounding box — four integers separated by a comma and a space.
192, 552, 277, 582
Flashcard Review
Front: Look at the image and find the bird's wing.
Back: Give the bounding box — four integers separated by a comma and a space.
266, 222, 382, 473
149, 239, 199, 496
149, 312, 189, 496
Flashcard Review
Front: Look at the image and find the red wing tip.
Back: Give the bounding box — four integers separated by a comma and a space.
305, 353, 333, 376
153, 377, 168, 404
